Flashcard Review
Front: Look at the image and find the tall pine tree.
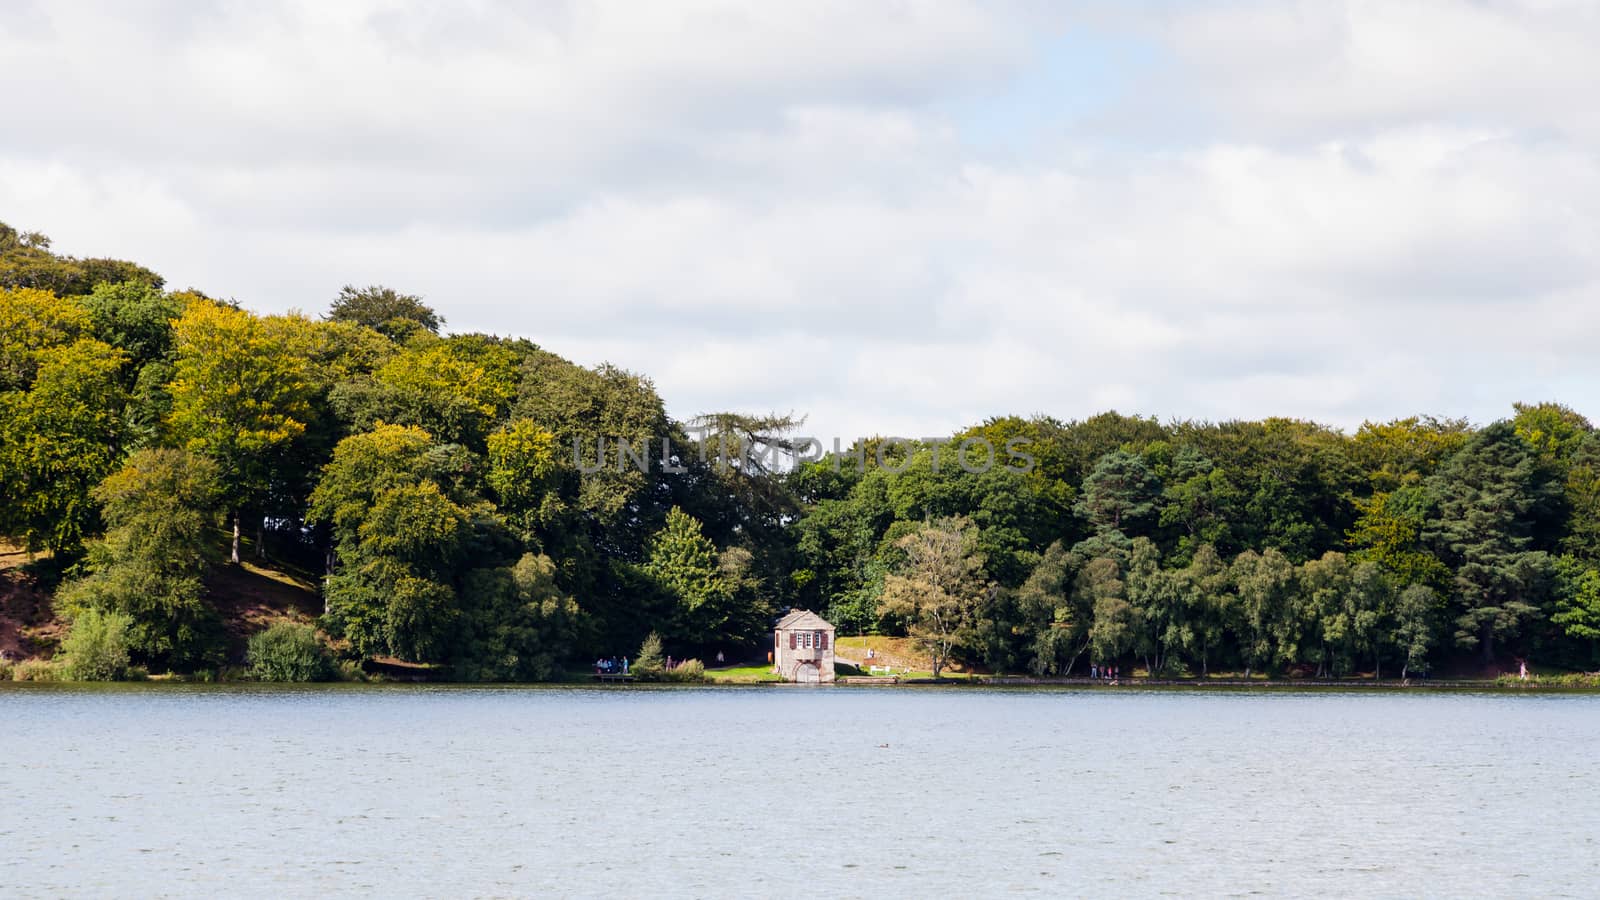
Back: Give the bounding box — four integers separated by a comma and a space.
1423, 422, 1558, 663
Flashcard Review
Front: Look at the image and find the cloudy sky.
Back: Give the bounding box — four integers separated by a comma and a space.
3, 0, 1597, 441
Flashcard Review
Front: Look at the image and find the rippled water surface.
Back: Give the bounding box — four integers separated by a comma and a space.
3, 685, 1597, 897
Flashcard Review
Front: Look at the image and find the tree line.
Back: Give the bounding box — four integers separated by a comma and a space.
3, 220, 1598, 679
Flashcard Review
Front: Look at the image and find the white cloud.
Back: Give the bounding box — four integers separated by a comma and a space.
2, 0, 1597, 441
1138, 0, 1600, 142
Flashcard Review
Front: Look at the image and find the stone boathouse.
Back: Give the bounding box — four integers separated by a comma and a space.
773, 609, 835, 683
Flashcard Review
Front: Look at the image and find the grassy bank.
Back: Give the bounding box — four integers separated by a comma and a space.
704, 663, 782, 683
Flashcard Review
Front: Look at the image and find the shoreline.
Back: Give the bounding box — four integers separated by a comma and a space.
4, 676, 1597, 693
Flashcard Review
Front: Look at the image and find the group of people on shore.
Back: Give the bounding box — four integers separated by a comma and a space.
1088, 663, 1120, 681
593, 656, 629, 675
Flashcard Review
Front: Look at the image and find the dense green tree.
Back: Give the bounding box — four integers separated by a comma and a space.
1230, 548, 1299, 676
1392, 583, 1440, 678
1347, 485, 1450, 589
1157, 447, 1238, 563
79, 281, 184, 375
1014, 541, 1088, 675
1560, 432, 1600, 563
327, 284, 443, 340
1300, 552, 1352, 676
486, 419, 562, 541
1054, 412, 1168, 487
1178, 418, 1360, 562
1551, 556, 1600, 664
309, 425, 487, 661
330, 334, 524, 448
0, 338, 128, 555
716, 545, 777, 651
1350, 416, 1472, 493
0, 222, 163, 296
453, 553, 583, 681
1512, 402, 1592, 549
1423, 422, 1558, 662
1081, 556, 1134, 667
56, 450, 225, 669
1126, 537, 1183, 676
167, 301, 316, 562
1299, 553, 1391, 677
1075, 450, 1161, 536
1511, 402, 1592, 467
0, 286, 91, 391
790, 468, 894, 630
641, 507, 752, 651
1175, 543, 1231, 675
953, 416, 1077, 540
513, 353, 669, 524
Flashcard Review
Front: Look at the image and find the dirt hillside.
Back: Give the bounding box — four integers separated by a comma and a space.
0, 544, 63, 661
1, 542, 322, 664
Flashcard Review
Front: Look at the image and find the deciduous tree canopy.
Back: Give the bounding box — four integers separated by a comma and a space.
7, 222, 1600, 679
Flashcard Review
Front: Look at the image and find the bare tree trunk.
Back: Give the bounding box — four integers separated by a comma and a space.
231, 513, 241, 564
1066, 635, 1092, 678
256, 516, 266, 560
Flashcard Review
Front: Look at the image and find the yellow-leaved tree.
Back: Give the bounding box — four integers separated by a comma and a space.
166, 300, 314, 562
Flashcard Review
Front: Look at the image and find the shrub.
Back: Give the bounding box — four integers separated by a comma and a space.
12, 658, 65, 682
663, 658, 706, 683
1495, 672, 1600, 688
59, 608, 133, 681
246, 622, 333, 682
334, 659, 369, 682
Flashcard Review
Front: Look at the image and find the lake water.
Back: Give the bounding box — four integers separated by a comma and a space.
2, 684, 1597, 898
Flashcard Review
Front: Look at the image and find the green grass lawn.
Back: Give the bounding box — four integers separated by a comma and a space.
705, 663, 782, 683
